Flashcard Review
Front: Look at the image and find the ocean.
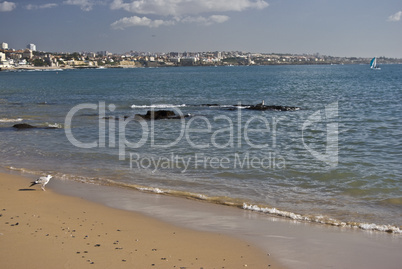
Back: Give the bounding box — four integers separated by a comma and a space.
1, 64, 401, 233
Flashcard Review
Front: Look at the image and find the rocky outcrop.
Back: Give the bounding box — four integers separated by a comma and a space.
137, 110, 185, 120
13, 123, 37, 129
104, 111, 188, 121
12, 123, 59, 129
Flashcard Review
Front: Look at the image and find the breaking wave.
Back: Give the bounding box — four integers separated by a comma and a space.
242, 203, 401, 234
131, 104, 187, 109
0, 118, 23, 123
44, 122, 63, 129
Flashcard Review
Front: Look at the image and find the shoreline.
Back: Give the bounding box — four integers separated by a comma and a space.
6, 166, 400, 235
0, 172, 281, 268
2, 63, 401, 72
43, 173, 402, 269
3, 170, 401, 269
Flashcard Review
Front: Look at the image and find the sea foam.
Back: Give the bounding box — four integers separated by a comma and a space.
131, 104, 187, 109
0, 118, 23, 122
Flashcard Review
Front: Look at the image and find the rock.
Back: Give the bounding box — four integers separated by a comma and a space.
200, 104, 220, 107
136, 110, 185, 120
12, 123, 59, 129
13, 123, 37, 129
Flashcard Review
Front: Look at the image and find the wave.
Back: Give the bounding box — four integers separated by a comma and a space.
44, 122, 63, 129
130, 104, 251, 109
43, 69, 63, 72
0, 118, 23, 123
242, 203, 401, 234
131, 104, 187, 109
202, 104, 251, 109
130, 103, 299, 111
5, 165, 401, 234
24, 69, 63, 72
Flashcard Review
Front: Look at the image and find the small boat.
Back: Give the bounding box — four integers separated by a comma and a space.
370, 57, 381, 70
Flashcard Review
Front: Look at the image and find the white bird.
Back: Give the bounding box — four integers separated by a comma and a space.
29, 175, 52, 191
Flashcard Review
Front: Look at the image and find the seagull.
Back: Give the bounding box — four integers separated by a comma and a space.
29, 175, 52, 191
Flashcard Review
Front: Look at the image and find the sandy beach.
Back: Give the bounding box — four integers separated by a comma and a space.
0, 173, 283, 269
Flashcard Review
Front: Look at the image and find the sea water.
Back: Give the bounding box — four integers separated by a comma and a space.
0, 65, 401, 232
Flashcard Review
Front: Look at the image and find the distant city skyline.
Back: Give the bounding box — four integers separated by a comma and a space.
0, 0, 401, 58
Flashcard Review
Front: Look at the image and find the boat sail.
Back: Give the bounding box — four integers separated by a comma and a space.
370, 57, 381, 70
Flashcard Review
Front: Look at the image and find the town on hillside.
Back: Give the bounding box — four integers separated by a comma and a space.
1, 42, 401, 70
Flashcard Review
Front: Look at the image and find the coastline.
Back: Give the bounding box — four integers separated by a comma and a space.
1, 62, 401, 72
1, 171, 402, 268
0, 172, 281, 268
1, 61, 401, 269
43, 172, 402, 269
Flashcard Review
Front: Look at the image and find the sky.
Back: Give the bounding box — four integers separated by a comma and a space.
0, 0, 401, 57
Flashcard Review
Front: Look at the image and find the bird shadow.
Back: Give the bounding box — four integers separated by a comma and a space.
18, 188, 36, 191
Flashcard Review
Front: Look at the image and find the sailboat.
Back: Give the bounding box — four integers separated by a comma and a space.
370, 57, 381, 70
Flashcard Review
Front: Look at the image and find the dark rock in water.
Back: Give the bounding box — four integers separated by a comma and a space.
200, 104, 220, 107
12, 123, 59, 130
13, 123, 37, 129
136, 110, 185, 120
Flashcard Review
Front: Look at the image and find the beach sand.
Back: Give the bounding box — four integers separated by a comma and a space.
0, 173, 283, 269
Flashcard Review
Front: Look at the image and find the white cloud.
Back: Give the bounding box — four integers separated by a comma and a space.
0, 1, 16, 12
110, 0, 267, 28
111, 16, 176, 29
181, 15, 230, 26
25, 3, 58, 10
110, 0, 268, 16
388, 11, 402, 22
111, 14, 230, 29
63, 0, 94, 11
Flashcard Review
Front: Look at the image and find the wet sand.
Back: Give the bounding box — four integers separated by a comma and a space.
48, 173, 402, 269
0, 173, 282, 268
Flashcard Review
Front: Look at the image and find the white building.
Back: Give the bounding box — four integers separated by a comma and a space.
1, 42, 8, 49
0, 52, 11, 67
18, 59, 27, 66
27, 43, 36, 51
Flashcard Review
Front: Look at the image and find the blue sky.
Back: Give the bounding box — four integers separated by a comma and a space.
0, 0, 401, 57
